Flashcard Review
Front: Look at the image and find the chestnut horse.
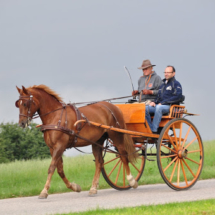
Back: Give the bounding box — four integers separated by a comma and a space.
16, 85, 138, 198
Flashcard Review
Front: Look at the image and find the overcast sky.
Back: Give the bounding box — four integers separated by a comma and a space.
0, 1, 214, 156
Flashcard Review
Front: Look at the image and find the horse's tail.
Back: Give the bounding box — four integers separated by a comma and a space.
123, 123, 138, 163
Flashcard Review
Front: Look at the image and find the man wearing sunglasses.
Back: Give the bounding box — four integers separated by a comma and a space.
132, 59, 162, 105
145, 65, 183, 134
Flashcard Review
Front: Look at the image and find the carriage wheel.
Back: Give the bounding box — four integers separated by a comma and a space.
157, 118, 204, 191
101, 140, 146, 190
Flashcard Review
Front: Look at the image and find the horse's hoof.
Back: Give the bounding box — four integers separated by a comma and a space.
71, 183, 81, 192
88, 187, 97, 196
38, 188, 48, 199
38, 192, 48, 199
127, 175, 138, 189
132, 180, 138, 189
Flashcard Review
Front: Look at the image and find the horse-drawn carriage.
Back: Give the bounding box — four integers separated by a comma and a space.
98, 103, 203, 191
16, 85, 203, 198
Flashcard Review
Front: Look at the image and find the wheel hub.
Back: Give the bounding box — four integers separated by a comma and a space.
178, 149, 188, 159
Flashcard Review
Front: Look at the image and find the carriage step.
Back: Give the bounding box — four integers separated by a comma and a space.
146, 158, 155, 161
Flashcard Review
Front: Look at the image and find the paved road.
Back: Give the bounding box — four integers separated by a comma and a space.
0, 179, 215, 215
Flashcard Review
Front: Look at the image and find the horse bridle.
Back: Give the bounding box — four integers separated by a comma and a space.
15, 94, 66, 124
15, 94, 37, 124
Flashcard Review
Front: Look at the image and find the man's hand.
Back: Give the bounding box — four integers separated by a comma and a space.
149, 102, 156, 107
132, 90, 139, 96
142, 89, 153, 95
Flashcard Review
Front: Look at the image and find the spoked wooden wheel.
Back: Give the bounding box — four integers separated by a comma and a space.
157, 118, 204, 191
101, 140, 146, 190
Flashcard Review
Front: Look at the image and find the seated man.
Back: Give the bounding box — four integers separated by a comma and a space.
132, 59, 162, 105
145, 65, 183, 133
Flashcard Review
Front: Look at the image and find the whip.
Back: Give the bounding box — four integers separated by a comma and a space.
124, 66, 137, 100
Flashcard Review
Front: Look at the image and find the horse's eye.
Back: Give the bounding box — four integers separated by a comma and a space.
23, 103, 26, 107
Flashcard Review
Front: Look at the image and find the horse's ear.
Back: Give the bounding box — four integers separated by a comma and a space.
16, 86, 21, 94
22, 86, 29, 95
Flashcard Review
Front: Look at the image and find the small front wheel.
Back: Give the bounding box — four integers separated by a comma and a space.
157, 118, 204, 191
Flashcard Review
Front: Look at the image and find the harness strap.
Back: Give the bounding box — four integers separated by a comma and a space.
40, 103, 84, 147
40, 124, 75, 135
40, 124, 118, 154
57, 105, 66, 127
67, 104, 82, 131
99, 103, 121, 128
67, 103, 84, 145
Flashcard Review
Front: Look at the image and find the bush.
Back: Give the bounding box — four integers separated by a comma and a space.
0, 122, 50, 163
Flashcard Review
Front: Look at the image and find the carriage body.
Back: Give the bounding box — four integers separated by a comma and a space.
102, 102, 204, 191
115, 103, 185, 135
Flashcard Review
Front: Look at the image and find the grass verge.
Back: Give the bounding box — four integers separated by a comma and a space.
0, 140, 214, 199
56, 199, 215, 215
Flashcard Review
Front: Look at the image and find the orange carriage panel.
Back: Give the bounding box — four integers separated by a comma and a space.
159, 117, 180, 128
126, 123, 152, 133
158, 118, 171, 128
115, 103, 146, 124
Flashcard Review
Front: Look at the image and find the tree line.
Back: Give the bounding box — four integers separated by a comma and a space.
0, 122, 50, 163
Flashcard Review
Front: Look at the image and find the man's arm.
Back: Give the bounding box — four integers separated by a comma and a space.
154, 85, 163, 104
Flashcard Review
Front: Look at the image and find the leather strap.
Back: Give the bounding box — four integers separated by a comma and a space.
41, 103, 84, 147
99, 103, 121, 128
40, 124, 117, 154
40, 124, 75, 136
67, 103, 82, 131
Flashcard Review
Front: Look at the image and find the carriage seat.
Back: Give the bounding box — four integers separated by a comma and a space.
150, 95, 185, 117
150, 104, 185, 119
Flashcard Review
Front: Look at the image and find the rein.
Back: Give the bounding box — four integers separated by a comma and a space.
69, 95, 132, 106
33, 107, 65, 119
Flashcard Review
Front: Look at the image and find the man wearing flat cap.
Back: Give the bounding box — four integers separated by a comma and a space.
132, 59, 162, 104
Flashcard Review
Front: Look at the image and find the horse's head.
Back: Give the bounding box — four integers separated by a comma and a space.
16, 86, 38, 128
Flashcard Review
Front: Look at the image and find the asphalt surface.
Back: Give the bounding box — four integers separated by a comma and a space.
0, 179, 215, 215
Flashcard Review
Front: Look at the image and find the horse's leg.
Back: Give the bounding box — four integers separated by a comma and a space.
89, 135, 106, 196
118, 148, 138, 188
56, 157, 81, 192
111, 134, 138, 189
39, 145, 65, 199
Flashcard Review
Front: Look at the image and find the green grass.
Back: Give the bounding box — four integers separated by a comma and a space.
56, 199, 215, 215
0, 155, 96, 198
0, 140, 214, 199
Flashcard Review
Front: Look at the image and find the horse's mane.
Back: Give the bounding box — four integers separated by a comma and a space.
28, 85, 63, 102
